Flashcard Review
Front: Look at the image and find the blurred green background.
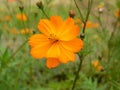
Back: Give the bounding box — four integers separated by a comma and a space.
0, 0, 120, 90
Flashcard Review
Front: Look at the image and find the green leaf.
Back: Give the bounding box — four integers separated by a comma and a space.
116, 0, 120, 8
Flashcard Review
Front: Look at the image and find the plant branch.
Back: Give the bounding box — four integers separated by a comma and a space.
1, 39, 28, 71
74, 0, 84, 22
71, 54, 83, 90
82, 0, 92, 34
41, 9, 49, 19
71, 0, 93, 90
107, 19, 119, 63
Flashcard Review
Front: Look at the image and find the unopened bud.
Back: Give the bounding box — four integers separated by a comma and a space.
98, 55, 102, 60
32, 30, 36, 34
69, 10, 76, 18
19, 5, 24, 11
36, 1, 43, 9
80, 33, 85, 40
98, 7, 104, 14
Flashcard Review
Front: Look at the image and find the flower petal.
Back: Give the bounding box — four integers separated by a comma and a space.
38, 19, 55, 36
58, 17, 80, 41
30, 41, 52, 59
46, 58, 60, 68
50, 16, 63, 29
46, 42, 60, 58
60, 38, 83, 52
29, 34, 49, 47
59, 45, 76, 63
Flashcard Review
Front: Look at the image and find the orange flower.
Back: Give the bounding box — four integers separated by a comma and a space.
16, 13, 27, 21
10, 28, 18, 34
81, 21, 99, 28
29, 16, 83, 68
5, 15, 11, 21
20, 28, 33, 34
75, 18, 81, 24
7, 0, 16, 2
3, 25, 8, 30
91, 23, 99, 28
92, 60, 103, 71
114, 9, 120, 18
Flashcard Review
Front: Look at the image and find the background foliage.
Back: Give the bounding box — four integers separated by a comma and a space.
0, 0, 120, 90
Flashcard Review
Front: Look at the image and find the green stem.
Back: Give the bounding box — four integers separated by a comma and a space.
107, 19, 119, 64
71, 54, 83, 90
71, 0, 93, 90
74, 0, 84, 22
97, 13, 105, 31
14, 62, 22, 90
7, 40, 28, 61
108, 19, 118, 46
1, 40, 28, 72
41, 9, 49, 19
21, 11, 26, 30
82, 0, 92, 34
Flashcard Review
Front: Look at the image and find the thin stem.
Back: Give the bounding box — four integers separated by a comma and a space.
27, 0, 32, 29
71, 0, 93, 90
71, 54, 83, 90
21, 11, 26, 29
28, 61, 34, 89
41, 9, 49, 19
108, 19, 118, 45
7, 40, 28, 61
107, 19, 119, 63
17, 3, 26, 33
97, 13, 105, 31
4, 0, 14, 17
86, 0, 92, 21
29, 0, 31, 12
82, 0, 92, 34
1, 40, 28, 71
74, 0, 84, 22
14, 61, 23, 90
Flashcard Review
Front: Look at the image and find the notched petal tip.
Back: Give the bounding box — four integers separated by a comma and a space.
30, 49, 41, 59
50, 16, 62, 20
46, 58, 60, 69
38, 19, 56, 36
66, 17, 74, 23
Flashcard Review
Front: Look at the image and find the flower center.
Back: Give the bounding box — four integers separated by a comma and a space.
48, 34, 58, 43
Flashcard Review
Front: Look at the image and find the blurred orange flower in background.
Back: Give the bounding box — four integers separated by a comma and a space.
3, 25, 8, 30
20, 28, 33, 34
9, 28, 18, 34
114, 9, 120, 18
81, 21, 99, 28
92, 60, 103, 71
29, 16, 83, 68
16, 13, 27, 21
5, 15, 11, 21
75, 18, 81, 24
7, 0, 16, 2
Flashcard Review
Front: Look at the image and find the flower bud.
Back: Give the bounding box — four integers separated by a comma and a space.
69, 10, 76, 18
97, 2, 105, 14
36, 1, 43, 9
98, 7, 104, 14
80, 33, 85, 40
19, 5, 24, 12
